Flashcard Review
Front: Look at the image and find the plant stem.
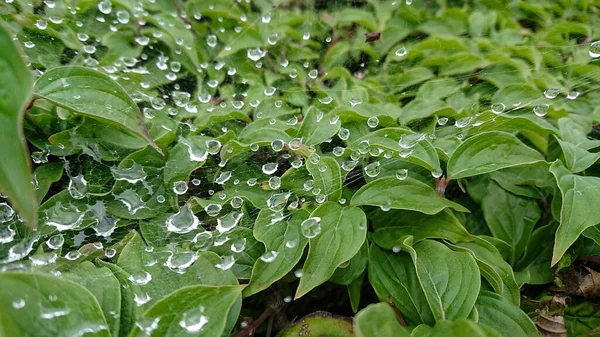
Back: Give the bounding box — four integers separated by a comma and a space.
232, 308, 273, 337
388, 301, 407, 326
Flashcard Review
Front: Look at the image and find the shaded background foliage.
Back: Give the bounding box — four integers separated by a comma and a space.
1, 0, 600, 336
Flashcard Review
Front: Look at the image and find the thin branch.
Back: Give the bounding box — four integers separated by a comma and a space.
171, 0, 194, 29
388, 301, 407, 326
232, 308, 273, 337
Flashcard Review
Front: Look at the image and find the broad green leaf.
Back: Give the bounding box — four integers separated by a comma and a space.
163, 135, 210, 186
299, 106, 341, 146
244, 210, 309, 297
96, 260, 142, 337
351, 177, 469, 214
404, 240, 480, 322
368, 244, 435, 325
475, 291, 538, 337
491, 84, 542, 107
439, 52, 490, 76
128, 285, 244, 337
209, 227, 264, 280
549, 161, 600, 266
0, 21, 37, 229
34, 66, 162, 155
330, 239, 368, 285
557, 139, 600, 173
453, 237, 520, 306
481, 182, 540, 265
0, 272, 110, 337
117, 231, 238, 309
332, 8, 378, 31
417, 78, 462, 100
276, 312, 354, 337
412, 319, 502, 337
348, 273, 364, 313
350, 128, 441, 171
306, 155, 342, 201
399, 99, 458, 125
447, 131, 544, 179
354, 303, 410, 337
33, 162, 64, 204
515, 224, 555, 285
63, 261, 122, 337
372, 209, 472, 249
295, 202, 367, 299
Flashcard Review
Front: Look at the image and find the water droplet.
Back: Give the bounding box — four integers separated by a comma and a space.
301, 217, 321, 238
192, 231, 213, 250
260, 251, 278, 263
364, 162, 381, 178
262, 163, 278, 175
533, 104, 549, 117
491, 103, 505, 114
205, 203, 222, 217
206, 34, 217, 48
349, 97, 362, 107
269, 176, 281, 189
215, 255, 235, 270
267, 192, 291, 211
380, 199, 392, 212
289, 138, 302, 151
590, 41, 600, 58
166, 204, 200, 234
247, 48, 266, 61
215, 171, 232, 185
294, 269, 303, 278
432, 168, 443, 178
216, 211, 243, 234
93, 216, 118, 237
35, 19, 47, 30
437, 117, 448, 126
544, 88, 560, 99
179, 306, 208, 333
395, 46, 407, 56
308, 69, 318, 79
395, 169, 408, 180
128, 271, 152, 286
367, 116, 379, 128
319, 96, 333, 104
114, 190, 145, 215
173, 181, 189, 195
12, 299, 25, 309
134, 292, 151, 306
68, 175, 87, 199
231, 238, 246, 253
566, 91, 580, 100
399, 133, 425, 149
165, 251, 198, 273
97, 0, 112, 14
110, 162, 147, 183
116, 9, 130, 24
454, 116, 473, 128
0, 203, 14, 222
264, 86, 277, 96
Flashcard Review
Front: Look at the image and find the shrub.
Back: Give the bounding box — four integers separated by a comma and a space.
1, 0, 600, 336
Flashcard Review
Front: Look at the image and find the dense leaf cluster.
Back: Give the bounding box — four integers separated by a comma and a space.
2, 0, 600, 336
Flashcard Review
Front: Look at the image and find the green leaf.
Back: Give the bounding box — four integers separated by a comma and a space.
0, 21, 37, 229
0, 272, 110, 337
351, 177, 469, 214
163, 135, 211, 186
447, 131, 544, 179
34, 66, 162, 155
330, 239, 368, 285
63, 261, 122, 337
453, 237, 520, 306
549, 160, 600, 266
34, 162, 64, 204
299, 106, 341, 146
128, 285, 244, 337
117, 231, 238, 308
244, 210, 309, 297
412, 319, 502, 337
368, 243, 435, 325
372, 209, 472, 249
491, 84, 542, 108
557, 138, 600, 173
276, 312, 354, 337
354, 303, 410, 337
295, 202, 367, 299
404, 240, 481, 322
306, 155, 342, 202
96, 260, 142, 337
475, 291, 538, 337
399, 99, 457, 126
481, 182, 541, 265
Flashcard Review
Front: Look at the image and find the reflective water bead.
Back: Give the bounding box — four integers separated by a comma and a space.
179, 306, 208, 333
533, 104, 549, 117
491, 103, 505, 114
262, 163, 278, 175
589, 41, 600, 58
301, 217, 321, 238
364, 162, 381, 178
216, 211, 243, 234
543, 88, 560, 99
260, 251, 278, 263
172, 181, 188, 195
165, 204, 200, 234
395, 169, 408, 180
395, 46, 407, 56
367, 116, 379, 128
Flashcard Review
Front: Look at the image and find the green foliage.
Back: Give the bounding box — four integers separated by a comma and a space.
2, 0, 600, 336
